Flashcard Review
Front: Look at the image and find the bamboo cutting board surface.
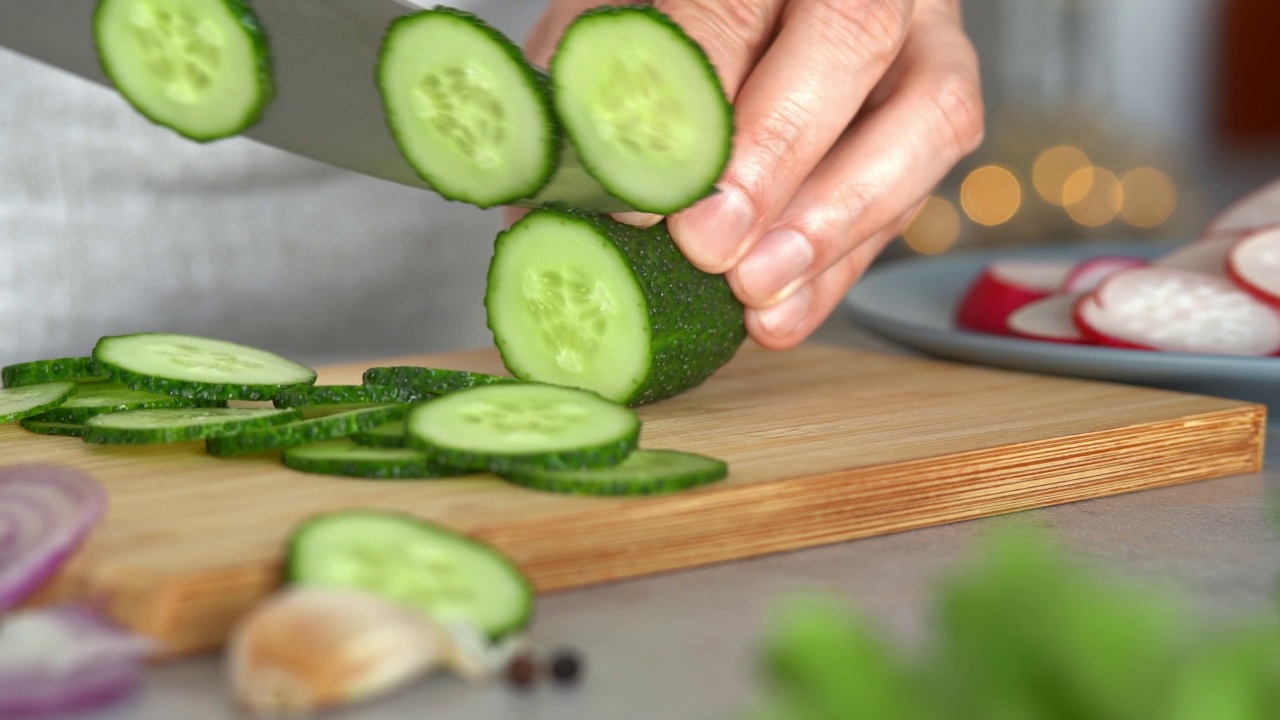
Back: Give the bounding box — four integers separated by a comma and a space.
7, 342, 1267, 657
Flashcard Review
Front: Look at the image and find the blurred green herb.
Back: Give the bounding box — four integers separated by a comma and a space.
740, 522, 1280, 720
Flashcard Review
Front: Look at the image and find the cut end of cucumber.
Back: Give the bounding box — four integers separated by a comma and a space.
377, 8, 557, 208
551, 5, 732, 214
94, 0, 273, 141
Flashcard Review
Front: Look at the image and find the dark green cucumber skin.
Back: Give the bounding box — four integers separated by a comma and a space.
273, 384, 428, 408
19, 417, 87, 438
500, 449, 727, 496
353, 421, 408, 448
549, 5, 733, 215
37, 382, 201, 423
486, 206, 746, 406
82, 408, 304, 445
93, 360, 314, 403
284, 509, 535, 639
376, 7, 559, 208
2, 357, 106, 387
93, 0, 274, 142
283, 441, 454, 480
361, 367, 517, 395
205, 404, 410, 457
0, 382, 79, 424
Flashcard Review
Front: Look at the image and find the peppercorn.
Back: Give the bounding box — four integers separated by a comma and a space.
506, 653, 537, 688
549, 649, 582, 685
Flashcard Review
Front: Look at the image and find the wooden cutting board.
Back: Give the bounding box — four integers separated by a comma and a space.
9, 342, 1266, 658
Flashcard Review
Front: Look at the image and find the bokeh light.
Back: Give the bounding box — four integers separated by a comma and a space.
1032, 145, 1092, 206
1118, 167, 1177, 227
960, 165, 1022, 226
1064, 166, 1122, 227
903, 195, 961, 255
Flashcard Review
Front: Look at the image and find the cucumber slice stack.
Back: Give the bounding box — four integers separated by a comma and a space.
2, 357, 107, 387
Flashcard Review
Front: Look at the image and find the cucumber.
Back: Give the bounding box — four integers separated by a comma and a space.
549, 5, 733, 214
273, 384, 426, 408
283, 439, 454, 480
404, 382, 639, 472
18, 418, 88, 438
35, 381, 198, 423
205, 404, 409, 457
93, 0, 272, 142
500, 448, 727, 496
0, 382, 78, 424
286, 509, 534, 638
296, 402, 386, 420
82, 406, 302, 444
376, 7, 557, 208
485, 207, 745, 406
92, 332, 317, 401
353, 420, 408, 448
361, 366, 517, 396
2, 357, 107, 388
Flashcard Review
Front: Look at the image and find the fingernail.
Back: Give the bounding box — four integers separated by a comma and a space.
672, 185, 755, 271
611, 211, 664, 228
735, 228, 814, 303
755, 285, 811, 337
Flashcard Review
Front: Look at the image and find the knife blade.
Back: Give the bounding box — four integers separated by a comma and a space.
0, 0, 435, 190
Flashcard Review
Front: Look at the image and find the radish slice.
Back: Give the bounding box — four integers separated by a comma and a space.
1226, 225, 1280, 308
0, 604, 156, 719
0, 465, 106, 612
1205, 178, 1280, 233
1007, 293, 1090, 344
1062, 256, 1148, 293
1151, 232, 1242, 276
955, 261, 1074, 335
1074, 267, 1280, 356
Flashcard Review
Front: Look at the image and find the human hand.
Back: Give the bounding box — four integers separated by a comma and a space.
517, 0, 984, 350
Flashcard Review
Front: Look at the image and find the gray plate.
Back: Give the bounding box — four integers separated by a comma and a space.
841, 239, 1279, 420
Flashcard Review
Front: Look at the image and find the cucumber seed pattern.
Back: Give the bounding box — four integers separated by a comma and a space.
522, 269, 615, 372
145, 342, 265, 374
342, 544, 474, 605
412, 65, 507, 168
593, 50, 684, 157
128, 3, 223, 103
457, 397, 589, 442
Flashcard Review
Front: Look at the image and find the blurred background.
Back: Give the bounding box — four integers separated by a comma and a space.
2, 0, 1279, 368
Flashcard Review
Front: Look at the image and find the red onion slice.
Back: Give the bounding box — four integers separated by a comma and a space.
0, 604, 157, 719
0, 464, 106, 612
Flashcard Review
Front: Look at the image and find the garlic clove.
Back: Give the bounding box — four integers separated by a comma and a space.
226, 587, 448, 718
439, 621, 530, 682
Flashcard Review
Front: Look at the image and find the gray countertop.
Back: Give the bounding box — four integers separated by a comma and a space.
74, 319, 1280, 720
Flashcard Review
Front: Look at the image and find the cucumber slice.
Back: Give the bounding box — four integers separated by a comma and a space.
283, 439, 453, 480
2, 357, 107, 388
376, 7, 557, 208
361, 366, 517, 396
286, 509, 534, 638
82, 406, 302, 444
518, 142, 634, 213
205, 404, 409, 457
93, 0, 273, 142
18, 418, 88, 438
33, 382, 189, 423
93, 332, 317, 401
0, 382, 78, 424
273, 384, 427, 408
550, 5, 733, 214
501, 448, 727, 496
405, 382, 639, 472
353, 420, 408, 448
296, 402, 385, 420
485, 207, 745, 406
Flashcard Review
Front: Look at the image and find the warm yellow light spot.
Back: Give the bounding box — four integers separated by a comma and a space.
1033, 145, 1091, 206
960, 165, 1022, 226
903, 195, 961, 255
1118, 167, 1177, 228
1064, 166, 1122, 227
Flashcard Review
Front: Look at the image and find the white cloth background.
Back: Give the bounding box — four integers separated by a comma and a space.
0, 0, 545, 369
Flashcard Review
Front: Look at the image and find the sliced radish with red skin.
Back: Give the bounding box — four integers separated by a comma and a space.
1151, 232, 1241, 276
1205, 178, 1280, 233
955, 260, 1074, 335
1074, 267, 1280, 356
1007, 293, 1090, 344
1226, 225, 1280, 308
1062, 256, 1148, 293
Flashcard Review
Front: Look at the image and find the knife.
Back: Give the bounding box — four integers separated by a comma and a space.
0, 0, 435, 190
